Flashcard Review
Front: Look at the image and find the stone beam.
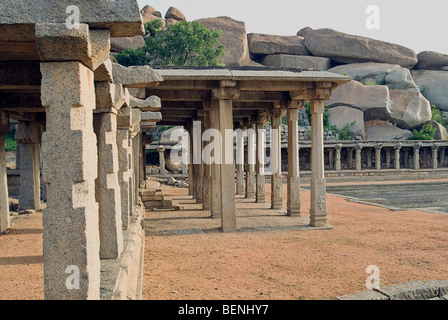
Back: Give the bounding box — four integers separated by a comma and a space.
112, 63, 163, 88
0, 61, 41, 91
95, 82, 130, 112
0, 0, 144, 38
0, 94, 43, 112
129, 95, 161, 112
146, 90, 210, 101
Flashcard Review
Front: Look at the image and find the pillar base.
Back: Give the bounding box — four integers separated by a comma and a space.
310, 215, 327, 228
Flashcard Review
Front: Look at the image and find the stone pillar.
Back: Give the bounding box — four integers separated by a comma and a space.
213, 85, 238, 232
193, 120, 203, 204
235, 126, 245, 196
394, 143, 402, 170
335, 144, 342, 172
440, 147, 446, 167
16, 121, 41, 211
256, 117, 267, 203
355, 143, 363, 172
202, 111, 212, 211
287, 107, 301, 216
347, 148, 353, 169
432, 144, 439, 169
328, 149, 334, 170
41, 61, 100, 300
186, 123, 195, 197
375, 144, 382, 170
158, 146, 166, 175
270, 109, 284, 210
386, 148, 391, 169
309, 100, 327, 228
210, 108, 221, 218
404, 150, 410, 168
413, 143, 422, 170
366, 148, 372, 168
422, 148, 428, 168
0, 112, 10, 233
246, 123, 256, 199
117, 125, 132, 230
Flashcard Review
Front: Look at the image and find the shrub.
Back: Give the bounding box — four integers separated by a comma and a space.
409, 124, 437, 141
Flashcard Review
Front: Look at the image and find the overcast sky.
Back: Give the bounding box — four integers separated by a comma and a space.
137, 0, 448, 55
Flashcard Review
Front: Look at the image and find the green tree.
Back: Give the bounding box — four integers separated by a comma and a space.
115, 20, 225, 67
409, 124, 437, 141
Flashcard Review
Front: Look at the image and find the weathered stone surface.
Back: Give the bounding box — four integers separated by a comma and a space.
389, 89, 432, 129
165, 18, 179, 27
140, 5, 156, 15
415, 51, 448, 70
141, 112, 162, 122
0, 132, 10, 233
196, 16, 251, 66
261, 54, 331, 71
426, 120, 448, 140
327, 106, 365, 139
94, 59, 113, 83
112, 63, 163, 88
411, 69, 448, 111
326, 80, 391, 113
36, 23, 110, 71
95, 82, 129, 111
0, 0, 144, 37
41, 61, 100, 300
377, 281, 441, 300
365, 120, 412, 140
248, 33, 310, 56
305, 29, 418, 68
296, 27, 313, 38
338, 290, 388, 300
129, 95, 161, 111
328, 62, 417, 90
111, 36, 145, 53
165, 7, 186, 22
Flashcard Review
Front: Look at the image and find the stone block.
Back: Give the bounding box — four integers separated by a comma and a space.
112, 63, 163, 88
261, 54, 331, 71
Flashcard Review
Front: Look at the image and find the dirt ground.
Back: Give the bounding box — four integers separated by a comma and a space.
1, 183, 448, 300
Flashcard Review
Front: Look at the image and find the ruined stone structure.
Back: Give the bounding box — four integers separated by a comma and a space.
0, 0, 353, 300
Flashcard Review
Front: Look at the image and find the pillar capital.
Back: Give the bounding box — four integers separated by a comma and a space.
212, 87, 240, 100
414, 142, 423, 149
375, 143, 383, 150
270, 108, 286, 119
394, 142, 403, 150
355, 143, 364, 150
432, 143, 440, 150
306, 82, 338, 100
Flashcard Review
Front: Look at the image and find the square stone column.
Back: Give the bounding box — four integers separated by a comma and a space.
287, 107, 301, 216
235, 127, 245, 196
185, 123, 195, 197
246, 124, 256, 199
15, 121, 42, 211
212, 85, 238, 232
93, 111, 123, 259
355, 143, 363, 172
413, 143, 422, 170
117, 127, 132, 230
270, 109, 284, 210
394, 143, 402, 170
158, 146, 166, 175
193, 120, 204, 205
209, 108, 221, 218
335, 144, 342, 172
256, 118, 267, 203
202, 111, 212, 211
432, 144, 439, 169
309, 100, 327, 227
0, 113, 10, 233
375, 144, 383, 170
41, 61, 100, 300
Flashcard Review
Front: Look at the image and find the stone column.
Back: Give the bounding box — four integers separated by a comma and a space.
386, 148, 391, 169
309, 100, 327, 228
335, 144, 342, 172
404, 150, 410, 168
158, 146, 166, 175
16, 121, 41, 211
117, 125, 132, 230
0, 112, 10, 233
347, 148, 353, 169
186, 123, 195, 197
422, 148, 428, 168
213, 85, 238, 232
413, 143, 422, 170
328, 149, 334, 170
235, 126, 245, 196
270, 109, 284, 210
394, 143, 402, 170
193, 120, 203, 204
246, 123, 256, 199
432, 144, 439, 169
375, 144, 382, 170
287, 107, 301, 216
202, 111, 212, 211
366, 148, 372, 168
256, 116, 267, 203
440, 147, 446, 167
41, 61, 100, 300
210, 107, 221, 218
355, 143, 363, 172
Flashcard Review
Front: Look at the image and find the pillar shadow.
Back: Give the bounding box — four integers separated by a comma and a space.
0, 255, 43, 266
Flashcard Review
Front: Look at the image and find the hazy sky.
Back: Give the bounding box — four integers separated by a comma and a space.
137, 0, 448, 55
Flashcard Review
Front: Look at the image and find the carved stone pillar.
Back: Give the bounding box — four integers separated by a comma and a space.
375, 144, 382, 170
0, 111, 10, 233
432, 144, 439, 169
256, 115, 268, 203
246, 123, 256, 199
287, 106, 301, 216
355, 143, 363, 172
158, 146, 166, 175
394, 143, 402, 170
335, 144, 342, 172
270, 109, 284, 210
413, 143, 422, 170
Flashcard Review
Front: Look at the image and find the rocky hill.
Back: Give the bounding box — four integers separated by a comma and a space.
111, 6, 448, 141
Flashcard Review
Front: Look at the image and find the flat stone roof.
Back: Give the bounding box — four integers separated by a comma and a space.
153, 66, 351, 84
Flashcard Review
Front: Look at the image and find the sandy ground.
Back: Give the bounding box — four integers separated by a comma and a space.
1, 183, 448, 300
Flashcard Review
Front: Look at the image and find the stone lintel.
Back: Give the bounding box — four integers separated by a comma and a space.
140, 112, 162, 122
95, 82, 129, 112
